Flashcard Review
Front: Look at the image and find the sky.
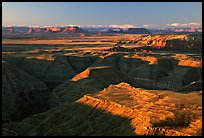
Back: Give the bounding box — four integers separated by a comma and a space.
2, 2, 202, 28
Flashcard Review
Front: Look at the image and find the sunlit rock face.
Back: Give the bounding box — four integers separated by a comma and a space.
2, 82, 202, 136
48, 65, 132, 107
62, 26, 85, 33
118, 34, 202, 53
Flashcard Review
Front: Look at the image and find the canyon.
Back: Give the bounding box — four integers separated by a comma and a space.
2, 33, 202, 136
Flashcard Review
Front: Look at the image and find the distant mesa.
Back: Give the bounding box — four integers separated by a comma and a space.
3, 26, 150, 34
3, 27, 28, 33
62, 26, 86, 34
2, 27, 14, 33
27, 28, 34, 33
127, 28, 150, 34
3, 26, 86, 34
2, 26, 202, 34
98, 28, 150, 34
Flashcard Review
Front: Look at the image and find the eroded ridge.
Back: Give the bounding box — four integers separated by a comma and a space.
77, 82, 202, 136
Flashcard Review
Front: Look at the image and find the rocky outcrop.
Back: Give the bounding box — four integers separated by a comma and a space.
49, 66, 132, 107
3, 82, 202, 136
164, 36, 202, 52
116, 34, 202, 53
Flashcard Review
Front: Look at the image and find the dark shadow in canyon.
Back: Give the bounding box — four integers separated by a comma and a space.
2, 102, 137, 136
2, 54, 202, 123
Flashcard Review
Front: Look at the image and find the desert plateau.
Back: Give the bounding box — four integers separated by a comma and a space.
2, 30, 202, 136
2, 2, 202, 136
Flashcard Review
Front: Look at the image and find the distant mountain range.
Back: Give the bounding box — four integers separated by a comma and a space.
2, 26, 86, 34
148, 28, 202, 34
2, 26, 202, 34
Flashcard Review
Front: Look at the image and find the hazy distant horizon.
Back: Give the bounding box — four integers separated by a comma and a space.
2, 24, 202, 29
2, 2, 202, 28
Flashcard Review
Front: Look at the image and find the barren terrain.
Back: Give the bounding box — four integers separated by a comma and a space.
2, 34, 202, 136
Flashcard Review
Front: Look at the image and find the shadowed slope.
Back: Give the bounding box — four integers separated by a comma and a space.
49, 66, 132, 107
2, 102, 136, 136
2, 62, 50, 122
3, 52, 202, 92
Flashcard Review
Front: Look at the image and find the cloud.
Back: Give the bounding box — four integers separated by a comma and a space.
166, 22, 202, 28
44, 24, 138, 28
108, 24, 137, 28
143, 24, 155, 28
86, 25, 103, 28
64, 24, 81, 27
81, 24, 137, 28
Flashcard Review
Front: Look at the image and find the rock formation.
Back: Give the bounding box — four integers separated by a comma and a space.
121, 34, 202, 53
2, 33, 202, 136
49, 65, 132, 107
62, 26, 85, 34
127, 28, 150, 34
27, 28, 34, 33
2, 26, 87, 34
3, 51, 202, 92
2, 82, 202, 136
